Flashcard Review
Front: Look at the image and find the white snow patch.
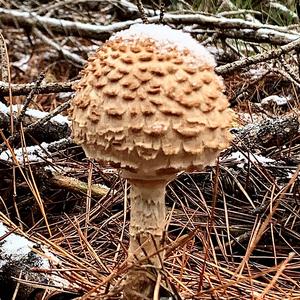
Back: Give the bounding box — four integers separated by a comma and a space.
58, 92, 74, 100
222, 151, 275, 168
21, 107, 70, 125
269, 2, 298, 19
247, 67, 268, 79
0, 138, 68, 164
206, 46, 224, 57
0, 103, 70, 125
261, 95, 289, 107
111, 23, 216, 67
40, 248, 72, 288
44, 165, 60, 173
12, 54, 30, 72
0, 144, 46, 163
0, 223, 73, 288
0, 101, 10, 114
0, 223, 35, 268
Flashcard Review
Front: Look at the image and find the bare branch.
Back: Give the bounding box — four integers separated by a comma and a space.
16, 73, 45, 126
0, 8, 299, 45
0, 7, 138, 41
0, 80, 77, 96
0, 101, 71, 151
216, 37, 300, 75
32, 28, 86, 66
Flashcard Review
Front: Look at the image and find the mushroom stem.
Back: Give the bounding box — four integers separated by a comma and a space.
129, 178, 167, 265
124, 178, 168, 299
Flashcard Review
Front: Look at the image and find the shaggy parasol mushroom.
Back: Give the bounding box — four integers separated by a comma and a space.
69, 24, 233, 299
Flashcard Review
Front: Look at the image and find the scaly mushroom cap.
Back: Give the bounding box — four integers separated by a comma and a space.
69, 24, 234, 178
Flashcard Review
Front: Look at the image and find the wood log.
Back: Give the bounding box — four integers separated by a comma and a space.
0, 102, 71, 149
0, 222, 79, 300
234, 115, 299, 150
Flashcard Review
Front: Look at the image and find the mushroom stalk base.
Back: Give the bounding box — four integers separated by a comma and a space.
124, 178, 167, 299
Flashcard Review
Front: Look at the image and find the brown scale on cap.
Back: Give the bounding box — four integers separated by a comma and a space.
69, 37, 233, 178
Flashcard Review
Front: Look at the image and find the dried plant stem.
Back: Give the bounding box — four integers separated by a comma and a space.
0, 33, 8, 82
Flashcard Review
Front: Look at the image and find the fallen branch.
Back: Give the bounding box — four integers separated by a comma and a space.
16, 73, 45, 126
234, 115, 299, 151
32, 28, 86, 66
47, 173, 109, 198
0, 80, 76, 96
0, 8, 299, 44
269, 2, 298, 23
0, 102, 71, 150
189, 27, 299, 45
216, 37, 300, 75
0, 7, 137, 41
114, 0, 158, 16
0, 138, 72, 164
0, 220, 79, 299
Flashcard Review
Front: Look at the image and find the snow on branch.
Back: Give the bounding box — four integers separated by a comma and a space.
0, 101, 71, 153
0, 221, 76, 299
0, 102, 69, 125
216, 37, 300, 75
234, 115, 299, 150
32, 28, 86, 66
0, 8, 299, 44
0, 138, 71, 164
0, 7, 137, 41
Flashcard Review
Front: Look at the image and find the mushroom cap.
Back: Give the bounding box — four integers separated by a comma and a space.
69, 24, 234, 178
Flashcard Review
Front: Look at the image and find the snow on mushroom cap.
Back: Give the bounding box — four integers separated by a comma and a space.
111, 23, 216, 68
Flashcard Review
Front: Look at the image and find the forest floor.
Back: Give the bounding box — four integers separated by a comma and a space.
0, 1, 300, 299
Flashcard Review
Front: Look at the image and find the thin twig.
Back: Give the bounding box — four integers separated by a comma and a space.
136, 0, 148, 24
32, 28, 86, 66
159, 0, 165, 24
16, 73, 45, 126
